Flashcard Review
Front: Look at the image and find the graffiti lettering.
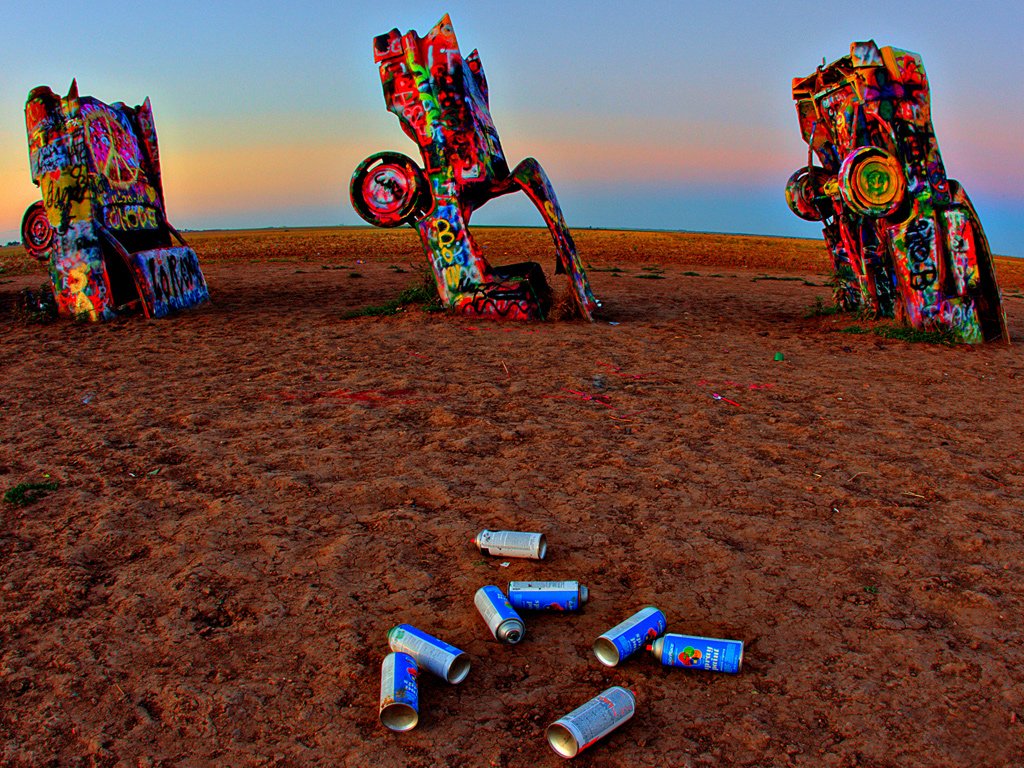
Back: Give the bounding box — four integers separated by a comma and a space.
461, 289, 533, 320
135, 248, 208, 318
409, 62, 443, 143
905, 217, 936, 290
31, 140, 70, 176
105, 205, 158, 231
42, 165, 90, 222
101, 189, 155, 206
392, 71, 428, 140
441, 264, 461, 291
435, 217, 456, 248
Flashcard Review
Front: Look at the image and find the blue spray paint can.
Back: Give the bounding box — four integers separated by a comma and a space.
379, 651, 419, 731
507, 581, 589, 611
474, 585, 526, 644
593, 606, 667, 666
387, 624, 471, 684
648, 633, 744, 674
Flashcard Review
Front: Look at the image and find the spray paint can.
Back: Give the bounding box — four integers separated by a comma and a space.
387, 624, 471, 684
593, 605, 667, 667
379, 652, 419, 731
474, 529, 547, 560
474, 585, 526, 644
545, 686, 636, 758
648, 633, 744, 674
507, 581, 589, 611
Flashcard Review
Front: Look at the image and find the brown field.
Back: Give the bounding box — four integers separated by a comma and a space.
1, 227, 1023, 767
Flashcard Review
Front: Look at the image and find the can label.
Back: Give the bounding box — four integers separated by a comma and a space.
379, 652, 418, 730
508, 581, 582, 611
475, 585, 525, 642
656, 633, 743, 674
547, 686, 635, 757
388, 624, 467, 682
595, 606, 666, 666
476, 529, 545, 559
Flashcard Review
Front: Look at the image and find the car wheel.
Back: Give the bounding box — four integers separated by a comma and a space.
838, 147, 905, 217
785, 167, 831, 221
350, 152, 428, 228
22, 201, 55, 260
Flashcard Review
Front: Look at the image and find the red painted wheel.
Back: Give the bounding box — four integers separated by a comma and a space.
21, 201, 55, 260
350, 152, 428, 228
785, 167, 831, 222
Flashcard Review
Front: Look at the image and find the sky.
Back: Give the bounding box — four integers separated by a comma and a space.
1, 0, 1022, 254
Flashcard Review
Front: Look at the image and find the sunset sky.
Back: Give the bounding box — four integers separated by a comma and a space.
2, 0, 1021, 254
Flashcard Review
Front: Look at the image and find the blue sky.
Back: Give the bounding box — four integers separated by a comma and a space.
1, 0, 1021, 254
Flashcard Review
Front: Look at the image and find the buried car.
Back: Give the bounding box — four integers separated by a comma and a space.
785, 41, 1007, 343
23, 81, 208, 321
351, 14, 598, 321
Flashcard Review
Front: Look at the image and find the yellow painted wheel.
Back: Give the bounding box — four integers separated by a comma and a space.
838, 147, 905, 217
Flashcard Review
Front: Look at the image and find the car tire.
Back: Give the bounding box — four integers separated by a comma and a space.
838, 147, 905, 217
21, 201, 55, 260
350, 152, 428, 228
785, 167, 831, 222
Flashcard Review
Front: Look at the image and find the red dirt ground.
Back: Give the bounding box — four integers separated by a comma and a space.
1, 227, 1022, 767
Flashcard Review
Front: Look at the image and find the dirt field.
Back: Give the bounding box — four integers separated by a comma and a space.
1, 227, 1023, 767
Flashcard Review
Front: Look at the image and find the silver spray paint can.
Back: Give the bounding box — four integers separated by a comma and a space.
474, 529, 547, 560
474, 585, 526, 644
593, 605, 667, 667
387, 624, 471, 684
379, 651, 419, 732
507, 581, 589, 611
545, 686, 636, 758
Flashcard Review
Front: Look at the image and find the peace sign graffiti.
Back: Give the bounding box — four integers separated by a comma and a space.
83, 104, 141, 187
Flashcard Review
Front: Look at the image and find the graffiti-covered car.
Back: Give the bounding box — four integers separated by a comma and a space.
23, 81, 209, 321
785, 41, 1007, 343
351, 14, 598, 321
